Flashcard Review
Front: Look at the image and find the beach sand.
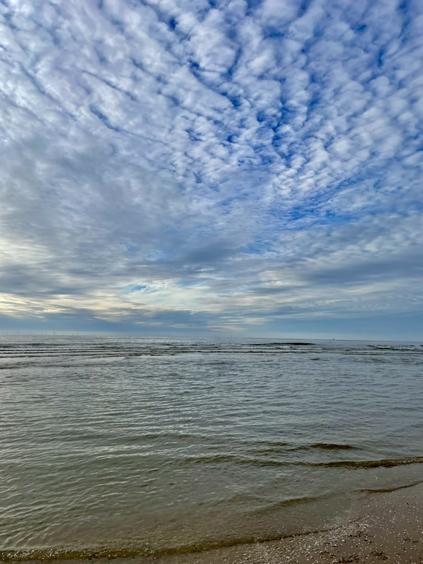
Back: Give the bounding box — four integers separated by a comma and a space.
170, 481, 423, 564
200, 481, 423, 564
9, 480, 421, 564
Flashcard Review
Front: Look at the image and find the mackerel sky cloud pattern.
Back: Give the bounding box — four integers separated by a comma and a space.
0, 0, 422, 337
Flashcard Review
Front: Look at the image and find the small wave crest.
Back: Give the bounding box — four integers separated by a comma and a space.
179, 453, 423, 470
307, 443, 359, 451
0, 526, 333, 562
318, 456, 423, 469
249, 494, 327, 516
360, 479, 423, 493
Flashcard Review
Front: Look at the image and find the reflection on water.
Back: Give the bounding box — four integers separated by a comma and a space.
0, 335, 422, 559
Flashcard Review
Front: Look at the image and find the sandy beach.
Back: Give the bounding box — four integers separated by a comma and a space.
122, 480, 423, 564
163, 481, 423, 564
3, 480, 421, 564
199, 480, 423, 564
131, 480, 423, 563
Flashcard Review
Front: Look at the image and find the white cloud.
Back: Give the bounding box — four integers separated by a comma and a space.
0, 0, 422, 334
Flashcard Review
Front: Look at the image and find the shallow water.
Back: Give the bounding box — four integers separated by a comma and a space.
0, 335, 422, 561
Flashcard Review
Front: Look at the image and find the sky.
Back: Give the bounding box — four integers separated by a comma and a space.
0, 0, 422, 339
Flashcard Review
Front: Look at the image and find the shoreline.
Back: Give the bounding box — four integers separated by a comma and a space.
3, 481, 423, 563
172, 481, 423, 563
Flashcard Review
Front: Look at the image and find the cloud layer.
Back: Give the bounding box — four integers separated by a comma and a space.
0, 0, 422, 337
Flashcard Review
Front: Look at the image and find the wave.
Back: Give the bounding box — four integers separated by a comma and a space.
249, 494, 327, 516
248, 342, 316, 346
0, 525, 334, 562
367, 344, 423, 352
360, 479, 423, 493
317, 456, 423, 469
306, 442, 359, 451
0, 358, 126, 370
252, 442, 359, 456
180, 453, 423, 469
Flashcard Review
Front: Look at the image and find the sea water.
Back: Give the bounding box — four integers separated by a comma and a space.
0, 335, 422, 561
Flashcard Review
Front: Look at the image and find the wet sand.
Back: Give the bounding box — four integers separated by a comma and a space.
172, 481, 423, 564
113, 481, 423, 564
9, 480, 421, 564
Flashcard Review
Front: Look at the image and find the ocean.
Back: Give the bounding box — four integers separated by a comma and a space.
0, 335, 422, 561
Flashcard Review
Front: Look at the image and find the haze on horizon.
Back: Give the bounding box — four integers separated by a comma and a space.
0, 0, 422, 340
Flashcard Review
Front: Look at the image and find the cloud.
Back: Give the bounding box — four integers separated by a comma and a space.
0, 0, 422, 337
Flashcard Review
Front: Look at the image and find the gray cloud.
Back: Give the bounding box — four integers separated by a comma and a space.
0, 0, 422, 336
